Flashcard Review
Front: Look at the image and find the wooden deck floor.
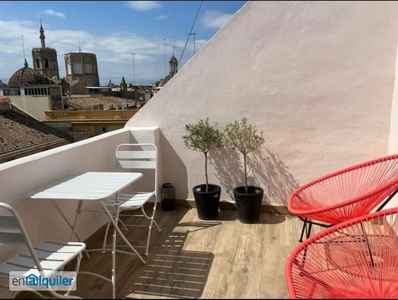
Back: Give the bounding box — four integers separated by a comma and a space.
19, 207, 306, 299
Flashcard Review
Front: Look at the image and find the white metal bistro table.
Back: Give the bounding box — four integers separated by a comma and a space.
26, 171, 146, 299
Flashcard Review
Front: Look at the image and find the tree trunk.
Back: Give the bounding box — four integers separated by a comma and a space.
244, 153, 248, 194
205, 151, 209, 192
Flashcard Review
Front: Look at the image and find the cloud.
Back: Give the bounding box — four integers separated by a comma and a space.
155, 15, 167, 20
39, 9, 66, 18
127, 1, 161, 11
200, 10, 233, 30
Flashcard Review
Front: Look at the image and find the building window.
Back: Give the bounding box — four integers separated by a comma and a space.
96, 126, 107, 134
24, 88, 49, 96
3, 89, 21, 96
36, 59, 40, 69
45, 59, 49, 68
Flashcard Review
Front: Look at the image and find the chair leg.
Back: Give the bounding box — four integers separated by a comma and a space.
118, 218, 128, 232
140, 207, 161, 256
102, 221, 111, 253
141, 207, 161, 232
299, 218, 312, 243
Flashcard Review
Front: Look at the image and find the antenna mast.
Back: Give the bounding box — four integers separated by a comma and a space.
187, 32, 196, 54
21, 35, 26, 60
78, 38, 81, 52
163, 38, 167, 77
180, 1, 202, 62
131, 53, 136, 85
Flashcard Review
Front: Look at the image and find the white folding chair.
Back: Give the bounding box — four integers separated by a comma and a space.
102, 143, 161, 256
0, 202, 86, 299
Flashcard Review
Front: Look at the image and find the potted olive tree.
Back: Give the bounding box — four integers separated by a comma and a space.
182, 118, 223, 220
224, 117, 265, 223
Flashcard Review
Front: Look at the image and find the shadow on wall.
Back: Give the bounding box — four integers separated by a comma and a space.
209, 148, 244, 200
249, 148, 300, 206
210, 147, 299, 206
159, 130, 188, 199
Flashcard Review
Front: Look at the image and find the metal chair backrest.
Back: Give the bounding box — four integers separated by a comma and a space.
115, 143, 158, 198
0, 202, 44, 272
116, 143, 157, 170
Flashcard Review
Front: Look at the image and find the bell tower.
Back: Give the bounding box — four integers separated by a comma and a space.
168, 54, 178, 76
32, 21, 60, 81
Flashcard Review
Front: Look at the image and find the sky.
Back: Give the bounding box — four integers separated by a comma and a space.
0, 1, 247, 86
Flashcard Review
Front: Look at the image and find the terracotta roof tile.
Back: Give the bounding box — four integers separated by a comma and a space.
67, 96, 126, 110
0, 104, 73, 162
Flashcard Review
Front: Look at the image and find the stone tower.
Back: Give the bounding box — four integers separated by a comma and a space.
64, 52, 100, 95
31, 22, 60, 81
168, 54, 178, 76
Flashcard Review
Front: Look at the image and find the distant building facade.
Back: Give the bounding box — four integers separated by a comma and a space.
64, 52, 100, 95
153, 54, 179, 94
0, 60, 65, 121
32, 23, 60, 81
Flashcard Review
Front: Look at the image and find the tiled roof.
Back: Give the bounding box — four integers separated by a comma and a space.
0, 104, 73, 162
67, 96, 127, 110
8, 59, 51, 87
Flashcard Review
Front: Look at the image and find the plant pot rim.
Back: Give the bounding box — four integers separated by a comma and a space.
193, 183, 221, 188
193, 184, 221, 194
233, 185, 264, 195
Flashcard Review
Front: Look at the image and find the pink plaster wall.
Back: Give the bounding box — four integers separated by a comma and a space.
126, 1, 398, 206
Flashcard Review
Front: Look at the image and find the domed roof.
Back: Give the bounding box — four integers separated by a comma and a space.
8, 59, 50, 87
158, 74, 172, 87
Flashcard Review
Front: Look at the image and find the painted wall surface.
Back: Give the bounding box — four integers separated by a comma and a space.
9, 95, 49, 120
126, 1, 398, 206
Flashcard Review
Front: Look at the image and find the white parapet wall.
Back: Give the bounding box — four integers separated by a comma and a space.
0, 127, 160, 297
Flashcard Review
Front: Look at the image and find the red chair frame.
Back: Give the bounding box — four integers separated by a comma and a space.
288, 154, 398, 242
285, 207, 398, 299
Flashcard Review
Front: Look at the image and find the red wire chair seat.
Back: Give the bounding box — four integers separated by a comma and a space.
285, 207, 398, 299
288, 154, 398, 241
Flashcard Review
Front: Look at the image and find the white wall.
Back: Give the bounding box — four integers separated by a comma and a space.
126, 1, 398, 206
8, 95, 50, 120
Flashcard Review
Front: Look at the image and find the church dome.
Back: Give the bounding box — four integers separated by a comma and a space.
8, 59, 50, 87
158, 74, 172, 87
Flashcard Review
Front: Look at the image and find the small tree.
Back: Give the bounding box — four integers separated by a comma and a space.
223, 117, 265, 194
182, 118, 223, 192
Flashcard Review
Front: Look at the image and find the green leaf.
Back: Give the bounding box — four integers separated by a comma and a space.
182, 118, 224, 188
182, 118, 223, 153
223, 117, 265, 191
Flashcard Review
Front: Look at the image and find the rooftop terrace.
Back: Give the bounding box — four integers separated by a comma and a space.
2, 1, 398, 299
17, 207, 308, 299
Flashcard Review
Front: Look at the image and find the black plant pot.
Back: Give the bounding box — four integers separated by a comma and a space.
233, 186, 264, 224
193, 184, 221, 220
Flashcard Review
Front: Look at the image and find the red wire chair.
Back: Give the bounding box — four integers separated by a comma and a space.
288, 154, 398, 242
285, 207, 398, 299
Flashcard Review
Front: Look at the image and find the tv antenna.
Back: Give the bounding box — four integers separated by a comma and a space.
21, 35, 26, 60
187, 32, 196, 54
163, 38, 167, 76
130, 53, 136, 85
180, 1, 202, 61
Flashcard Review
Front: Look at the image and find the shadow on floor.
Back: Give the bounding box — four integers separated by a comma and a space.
124, 231, 214, 299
